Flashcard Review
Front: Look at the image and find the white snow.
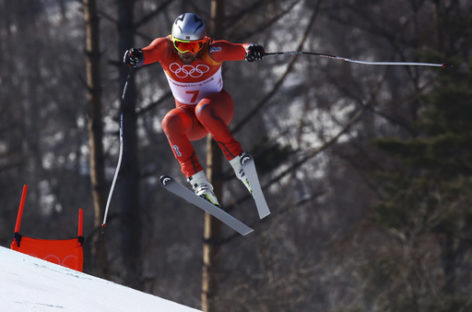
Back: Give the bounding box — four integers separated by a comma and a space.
0, 246, 201, 312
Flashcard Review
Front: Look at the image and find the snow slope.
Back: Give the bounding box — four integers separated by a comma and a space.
0, 246, 201, 312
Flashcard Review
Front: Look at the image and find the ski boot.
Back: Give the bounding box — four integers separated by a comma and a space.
229, 152, 252, 193
187, 170, 220, 207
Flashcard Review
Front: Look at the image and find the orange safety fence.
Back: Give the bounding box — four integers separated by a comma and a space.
10, 185, 84, 272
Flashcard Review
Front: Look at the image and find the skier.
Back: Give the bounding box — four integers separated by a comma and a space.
123, 12, 264, 207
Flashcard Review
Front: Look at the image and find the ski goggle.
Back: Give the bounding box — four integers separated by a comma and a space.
172, 37, 205, 54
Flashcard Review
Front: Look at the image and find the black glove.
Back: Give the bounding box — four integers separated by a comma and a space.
245, 44, 264, 62
123, 48, 143, 67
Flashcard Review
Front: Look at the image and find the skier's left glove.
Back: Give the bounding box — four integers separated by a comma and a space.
123, 48, 143, 67
245, 44, 264, 62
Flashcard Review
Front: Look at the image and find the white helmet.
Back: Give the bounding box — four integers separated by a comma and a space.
172, 13, 206, 41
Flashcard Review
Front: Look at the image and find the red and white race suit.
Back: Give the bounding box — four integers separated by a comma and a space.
142, 36, 249, 177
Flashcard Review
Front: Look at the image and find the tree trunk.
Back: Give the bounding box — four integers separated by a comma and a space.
202, 1, 225, 311
83, 0, 108, 277
117, 0, 142, 289
202, 138, 223, 312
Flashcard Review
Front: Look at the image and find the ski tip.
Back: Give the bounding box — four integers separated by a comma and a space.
243, 228, 255, 236
160, 175, 173, 186
259, 211, 271, 220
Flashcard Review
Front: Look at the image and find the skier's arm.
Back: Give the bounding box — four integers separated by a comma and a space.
123, 37, 170, 67
209, 40, 264, 62
141, 37, 171, 65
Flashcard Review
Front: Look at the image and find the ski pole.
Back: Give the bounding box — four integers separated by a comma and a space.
121, 68, 133, 101
264, 51, 446, 68
101, 113, 124, 231
101, 66, 133, 232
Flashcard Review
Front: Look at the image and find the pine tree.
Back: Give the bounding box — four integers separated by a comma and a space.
369, 6, 472, 310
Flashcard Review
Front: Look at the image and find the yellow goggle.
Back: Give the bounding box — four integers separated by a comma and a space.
172, 37, 205, 54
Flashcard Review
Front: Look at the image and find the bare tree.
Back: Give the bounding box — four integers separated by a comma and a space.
201, 3, 225, 311
83, 0, 109, 278
117, 0, 142, 289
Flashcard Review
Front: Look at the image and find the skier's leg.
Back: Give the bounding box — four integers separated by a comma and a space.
195, 90, 251, 192
162, 107, 220, 206
161, 107, 204, 178
195, 90, 243, 160
229, 152, 252, 193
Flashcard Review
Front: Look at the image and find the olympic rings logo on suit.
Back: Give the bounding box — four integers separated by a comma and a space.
169, 62, 210, 78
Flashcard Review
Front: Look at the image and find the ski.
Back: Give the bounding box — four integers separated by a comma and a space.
241, 155, 271, 219
160, 175, 254, 236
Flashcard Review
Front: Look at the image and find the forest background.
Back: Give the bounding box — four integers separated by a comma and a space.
1, 0, 471, 311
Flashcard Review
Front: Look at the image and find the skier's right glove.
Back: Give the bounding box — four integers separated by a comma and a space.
123, 48, 143, 67
245, 44, 264, 62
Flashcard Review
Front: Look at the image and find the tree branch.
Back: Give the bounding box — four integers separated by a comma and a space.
134, 0, 173, 29
232, 1, 321, 134
136, 90, 172, 116
227, 0, 301, 40
97, 9, 153, 42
